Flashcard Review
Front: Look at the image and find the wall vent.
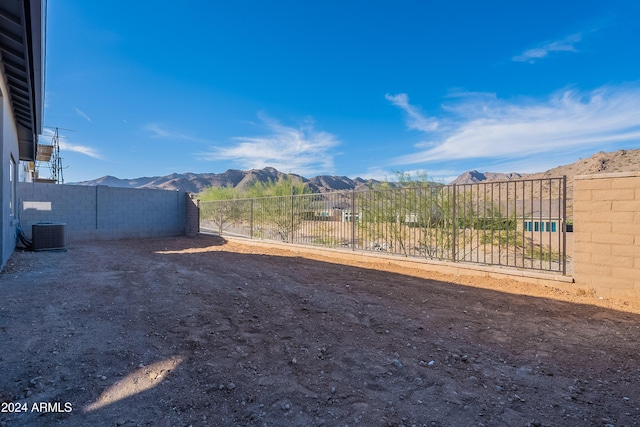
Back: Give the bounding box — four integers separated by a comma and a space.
32, 223, 67, 251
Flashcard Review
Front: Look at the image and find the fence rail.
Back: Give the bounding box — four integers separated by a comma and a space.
200, 177, 568, 275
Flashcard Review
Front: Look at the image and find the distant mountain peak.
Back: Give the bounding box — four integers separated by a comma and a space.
450, 170, 524, 185
450, 149, 640, 191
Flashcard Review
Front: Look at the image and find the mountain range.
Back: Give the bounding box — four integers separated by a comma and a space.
74, 148, 640, 194
451, 148, 640, 185
74, 166, 386, 194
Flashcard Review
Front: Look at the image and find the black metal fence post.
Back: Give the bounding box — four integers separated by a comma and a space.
452, 184, 457, 262
250, 198, 254, 239
351, 189, 356, 251
562, 175, 567, 276
290, 194, 294, 243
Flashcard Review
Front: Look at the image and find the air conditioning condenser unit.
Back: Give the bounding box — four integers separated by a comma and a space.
32, 223, 67, 251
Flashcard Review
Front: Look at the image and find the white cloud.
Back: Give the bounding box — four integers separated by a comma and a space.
513, 32, 582, 63
385, 93, 438, 132
346, 166, 390, 182
390, 84, 640, 167
143, 123, 205, 143
58, 140, 103, 159
74, 107, 92, 123
40, 128, 102, 159
202, 112, 340, 176
479, 155, 573, 175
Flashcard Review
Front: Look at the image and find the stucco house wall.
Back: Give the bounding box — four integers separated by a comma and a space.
0, 84, 22, 268
0, 0, 44, 271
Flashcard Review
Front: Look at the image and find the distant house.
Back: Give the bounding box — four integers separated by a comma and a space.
523, 219, 560, 233
341, 210, 361, 222
300, 198, 361, 223
518, 199, 565, 234
452, 199, 566, 233
1, 0, 44, 270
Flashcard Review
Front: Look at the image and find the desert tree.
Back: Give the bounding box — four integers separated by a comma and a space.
357, 171, 434, 256
198, 185, 246, 234
245, 176, 312, 242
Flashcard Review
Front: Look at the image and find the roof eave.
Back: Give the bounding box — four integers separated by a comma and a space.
1, 0, 44, 161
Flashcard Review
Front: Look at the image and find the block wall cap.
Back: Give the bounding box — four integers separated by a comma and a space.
575, 172, 640, 180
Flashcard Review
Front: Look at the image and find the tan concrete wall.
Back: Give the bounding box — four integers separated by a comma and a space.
574, 172, 640, 301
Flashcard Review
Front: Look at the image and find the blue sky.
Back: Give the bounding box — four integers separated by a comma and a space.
42, 0, 640, 183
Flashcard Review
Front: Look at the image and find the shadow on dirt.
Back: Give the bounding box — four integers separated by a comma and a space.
2, 235, 639, 426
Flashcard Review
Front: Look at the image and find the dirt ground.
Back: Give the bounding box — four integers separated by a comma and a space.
1, 234, 639, 427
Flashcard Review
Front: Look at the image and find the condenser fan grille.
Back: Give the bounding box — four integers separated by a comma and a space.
32, 223, 67, 251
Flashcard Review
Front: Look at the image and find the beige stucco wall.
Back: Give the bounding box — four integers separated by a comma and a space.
574, 172, 640, 301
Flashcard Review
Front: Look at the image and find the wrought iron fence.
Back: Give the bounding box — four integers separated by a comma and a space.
200, 176, 568, 275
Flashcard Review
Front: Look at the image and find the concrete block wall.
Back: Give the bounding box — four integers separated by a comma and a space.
18, 182, 187, 241
573, 172, 640, 301
185, 194, 200, 237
